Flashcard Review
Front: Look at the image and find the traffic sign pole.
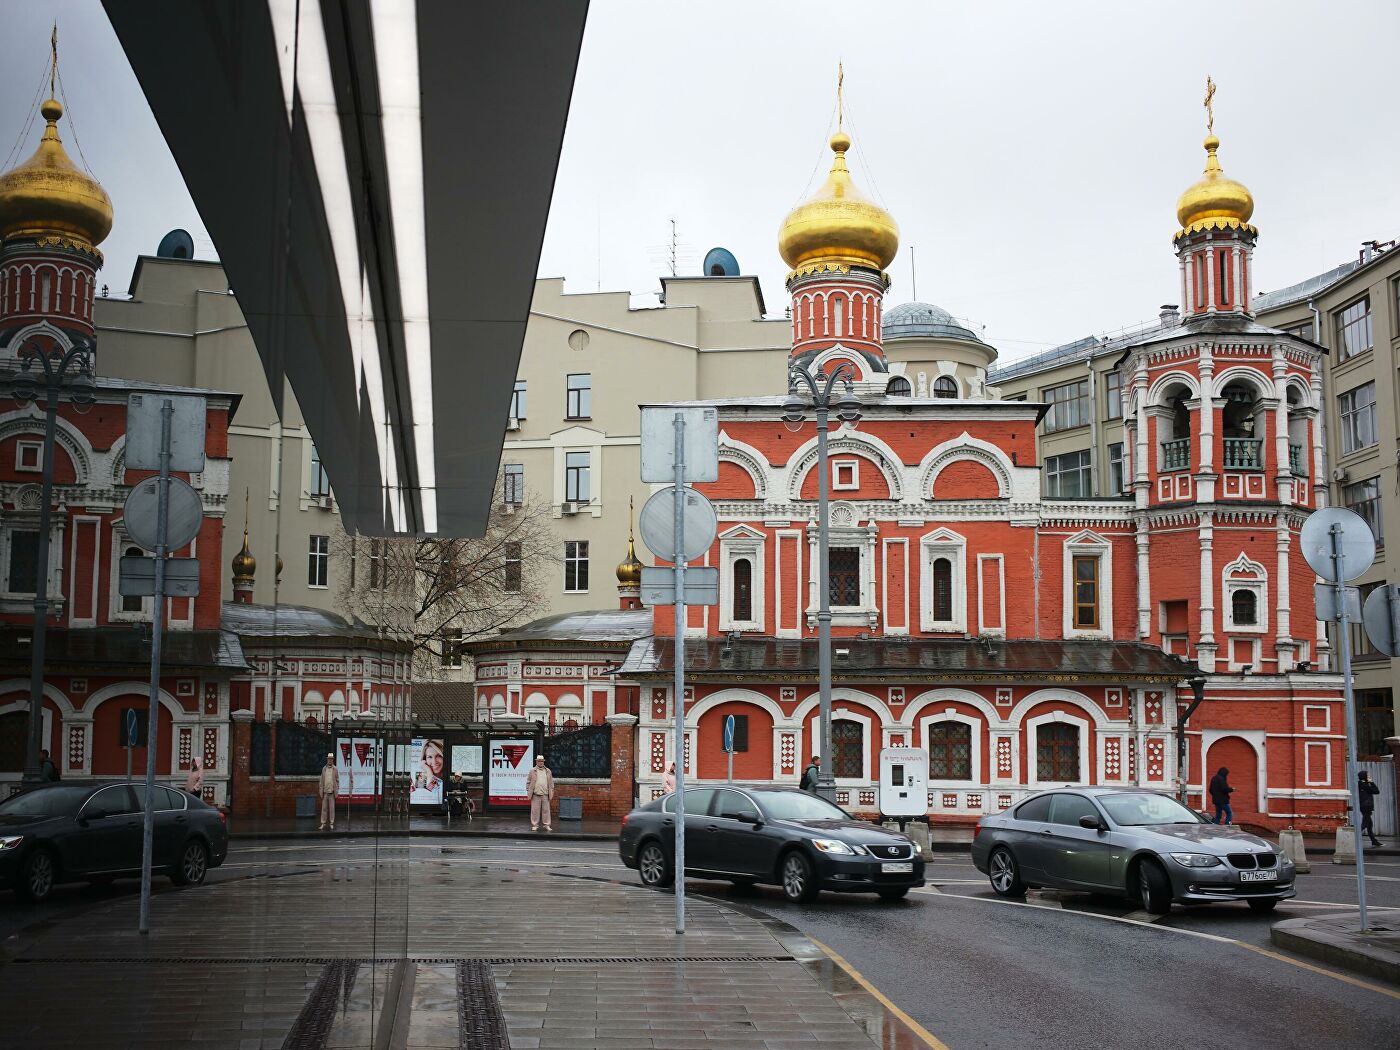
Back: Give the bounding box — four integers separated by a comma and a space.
672, 411, 686, 936
1330, 522, 1370, 931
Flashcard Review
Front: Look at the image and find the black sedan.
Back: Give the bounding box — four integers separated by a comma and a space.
0, 781, 229, 903
619, 785, 925, 902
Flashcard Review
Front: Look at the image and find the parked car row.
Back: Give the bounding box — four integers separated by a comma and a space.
0, 781, 228, 903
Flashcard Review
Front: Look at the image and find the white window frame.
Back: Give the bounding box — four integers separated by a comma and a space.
1026, 712, 1090, 787
1303, 741, 1331, 787
808, 522, 878, 628
308, 534, 330, 589
509, 379, 527, 419
1, 516, 61, 609
829, 707, 873, 785
15, 439, 42, 473
920, 710, 981, 788
1221, 554, 1268, 635
1045, 449, 1093, 498
831, 459, 859, 491
306, 440, 331, 500
109, 534, 152, 622
564, 540, 589, 593
440, 627, 464, 669
1062, 531, 1113, 639
502, 463, 525, 505
719, 527, 765, 633
1107, 442, 1124, 495
920, 528, 967, 632
1338, 382, 1377, 455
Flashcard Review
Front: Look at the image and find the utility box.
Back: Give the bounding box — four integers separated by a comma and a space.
558, 796, 583, 821
878, 747, 927, 820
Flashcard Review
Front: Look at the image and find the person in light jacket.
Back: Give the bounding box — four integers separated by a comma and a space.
1208, 767, 1233, 825
526, 756, 554, 832
185, 757, 203, 797
319, 753, 340, 830
662, 762, 676, 794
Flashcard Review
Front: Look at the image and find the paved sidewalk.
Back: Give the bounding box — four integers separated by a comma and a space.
228, 812, 622, 841
0, 847, 931, 1049
1272, 911, 1400, 985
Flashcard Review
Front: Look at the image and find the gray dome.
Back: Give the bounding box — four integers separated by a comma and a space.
883, 301, 980, 343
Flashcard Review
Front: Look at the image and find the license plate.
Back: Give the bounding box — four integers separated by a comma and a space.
1240, 869, 1277, 882
881, 862, 913, 874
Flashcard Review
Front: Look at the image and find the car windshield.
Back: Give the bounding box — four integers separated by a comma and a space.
0, 785, 90, 819
1097, 791, 1205, 827
758, 791, 851, 822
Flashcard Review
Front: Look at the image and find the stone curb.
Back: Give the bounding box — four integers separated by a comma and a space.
1270, 915, 1400, 986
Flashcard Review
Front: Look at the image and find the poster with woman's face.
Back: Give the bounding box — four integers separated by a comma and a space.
409, 738, 445, 805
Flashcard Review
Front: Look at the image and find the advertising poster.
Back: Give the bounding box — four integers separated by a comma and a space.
451, 744, 482, 776
410, 738, 445, 805
487, 738, 534, 806
335, 737, 381, 803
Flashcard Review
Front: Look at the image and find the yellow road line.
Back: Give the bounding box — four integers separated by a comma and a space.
1230, 940, 1400, 1002
807, 935, 953, 1050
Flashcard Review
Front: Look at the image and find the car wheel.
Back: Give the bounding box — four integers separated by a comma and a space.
18, 848, 56, 903
877, 887, 909, 902
637, 841, 673, 889
171, 839, 209, 887
1247, 898, 1279, 914
780, 850, 820, 903
988, 847, 1025, 898
1136, 859, 1172, 915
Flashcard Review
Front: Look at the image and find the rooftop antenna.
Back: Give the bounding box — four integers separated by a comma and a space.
669, 218, 678, 277
910, 245, 917, 302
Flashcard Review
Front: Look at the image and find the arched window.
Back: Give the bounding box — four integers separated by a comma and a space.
927, 721, 972, 780
933, 376, 958, 399
1231, 588, 1257, 626
1218, 251, 1230, 305
832, 720, 863, 779
122, 545, 144, 613
932, 558, 953, 622
1036, 723, 1080, 782
732, 557, 753, 622
886, 376, 912, 397
833, 297, 844, 337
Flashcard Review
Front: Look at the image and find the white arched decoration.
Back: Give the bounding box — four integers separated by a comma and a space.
716, 432, 770, 499
918, 709, 984, 787
555, 692, 584, 727
1201, 729, 1267, 813
84, 681, 187, 773
1221, 553, 1268, 634
1006, 687, 1111, 731
901, 687, 1002, 729
523, 690, 550, 722
0, 409, 95, 485
303, 689, 326, 721
1145, 369, 1201, 408
785, 428, 905, 502
686, 688, 788, 780
1211, 364, 1274, 400
0, 681, 74, 760
1025, 710, 1093, 787
791, 688, 892, 784
917, 434, 1013, 499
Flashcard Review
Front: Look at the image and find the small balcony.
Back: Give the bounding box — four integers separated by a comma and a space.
1162, 438, 1191, 472
1289, 443, 1305, 476
1223, 437, 1263, 471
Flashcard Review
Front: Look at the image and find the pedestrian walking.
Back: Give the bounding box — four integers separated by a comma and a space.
800, 755, 820, 792
185, 756, 203, 797
662, 762, 676, 793
38, 749, 59, 782
1358, 770, 1383, 848
527, 756, 555, 832
319, 752, 339, 830
1208, 767, 1233, 825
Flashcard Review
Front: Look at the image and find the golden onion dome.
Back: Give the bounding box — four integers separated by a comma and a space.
0, 98, 112, 257
616, 533, 642, 589
231, 527, 256, 585
778, 131, 898, 277
1176, 134, 1254, 235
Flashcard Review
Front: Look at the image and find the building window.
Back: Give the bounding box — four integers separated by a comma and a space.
308, 535, 329, 588
832, 720, 863, 779
1357, 689, 1395, 758
832, 460, 858, 490
732, 557, 752, 621
503, 463, 524, 505
1107, 443, 1124, 494
121, 545, 145, 613
1045, 449, 1092, 498
886, 376, 912, 397
933, 376, 958, 399
1103, 370, 1122, 419
927, 721, 972, 780
308, 442, 331, 499
1343, 477, 1384, 547
15, 440, 41, 472
564, 540, 589, 592
440, 628, 463, 669
1072, 555, 1099, 630
7, 529, 40, 595
932, 557, 953, 622
510, 379, 527, 420
1338, 382, 1377, 454
566, 374, 592, 419
1335, 297, 1372, 360
1036, 723, 1080, 782
1231, 589, 1258, 627
828, 547, 861, 607
1283, 320, 1314, 342
564, 451, 591, 503
1217, 251, 1230, 305
367, 538, 385, 589
1042, 379, 1090, 433
1352, 584, 1384, 661
503, 542, 522, 592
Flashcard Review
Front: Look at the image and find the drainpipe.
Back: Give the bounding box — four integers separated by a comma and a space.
1176, 675, 1207, 804
1308, 298, 1329, 506
1088, 359, 1100, 496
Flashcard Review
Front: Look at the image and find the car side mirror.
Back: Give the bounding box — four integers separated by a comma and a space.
1078, 814, 1105, 832
736, 812, 763, 826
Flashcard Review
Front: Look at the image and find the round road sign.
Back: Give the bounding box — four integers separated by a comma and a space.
123, 476, 204, 553
639, 485, 718, 563
1299, 507, 1375, 583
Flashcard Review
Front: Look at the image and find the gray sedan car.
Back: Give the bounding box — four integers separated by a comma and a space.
971, 786, 1295, 914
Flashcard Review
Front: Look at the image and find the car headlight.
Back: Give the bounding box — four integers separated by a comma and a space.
811, 838, 858, 855
1170, 852, 1223, 868
0, 836, 23, 850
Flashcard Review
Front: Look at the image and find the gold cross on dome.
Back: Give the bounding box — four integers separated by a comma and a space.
837, 62, 844, 131
1204, 75, 1216, 135
50, 22, 58, 97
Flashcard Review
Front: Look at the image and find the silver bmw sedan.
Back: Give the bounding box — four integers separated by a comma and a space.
971, 786, 1296, 914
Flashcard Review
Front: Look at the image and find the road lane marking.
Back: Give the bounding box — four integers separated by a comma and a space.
1229, 940, 1400, 1001
806, 936, 952, 1050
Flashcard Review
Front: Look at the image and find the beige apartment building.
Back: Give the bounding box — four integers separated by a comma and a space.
989, 239, 1400, 753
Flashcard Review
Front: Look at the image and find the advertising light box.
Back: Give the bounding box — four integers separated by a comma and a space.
487, 739, 534, 807
410, 738, 445, 806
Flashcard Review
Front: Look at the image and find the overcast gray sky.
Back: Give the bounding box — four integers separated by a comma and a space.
5, 1, 1397, 363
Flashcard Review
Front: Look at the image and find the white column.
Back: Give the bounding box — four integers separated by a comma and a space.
1198, 513, 1216, 673
1197, 357, 1215, 478
1275, 517, 1293, 657
1232, 246, 1243, 309
1272, 347, 1290, 498
1136, 520, 1151, 639
1205, 246, 1216, 311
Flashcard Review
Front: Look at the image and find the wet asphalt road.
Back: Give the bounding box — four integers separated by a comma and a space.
3, 836, 1397, 1049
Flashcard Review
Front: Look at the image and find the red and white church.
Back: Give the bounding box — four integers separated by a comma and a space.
476, 108, 1347, 832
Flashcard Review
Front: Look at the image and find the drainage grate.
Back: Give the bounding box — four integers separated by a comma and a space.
280, 959, 358, 1050
458, 959, 510, 1050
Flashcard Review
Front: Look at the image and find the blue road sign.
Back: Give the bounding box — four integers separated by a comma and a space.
723, 714, 736, 754
125, 708, 139, 748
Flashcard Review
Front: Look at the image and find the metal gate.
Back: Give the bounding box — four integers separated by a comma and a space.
1360, 757, 1396, 837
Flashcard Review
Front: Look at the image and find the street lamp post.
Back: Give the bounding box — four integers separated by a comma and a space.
784, 362, 861, 802
10, 338, 96, 784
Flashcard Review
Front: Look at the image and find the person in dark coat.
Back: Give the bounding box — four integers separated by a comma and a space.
1208, 767, 1233, 825
1358, 771, 1382, 848
800, 756, 820, 792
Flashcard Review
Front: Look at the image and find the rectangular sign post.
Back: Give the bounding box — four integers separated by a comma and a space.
1328, 529, 1369, 931
724, 714, 736, 784
124, 708, 138, 784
